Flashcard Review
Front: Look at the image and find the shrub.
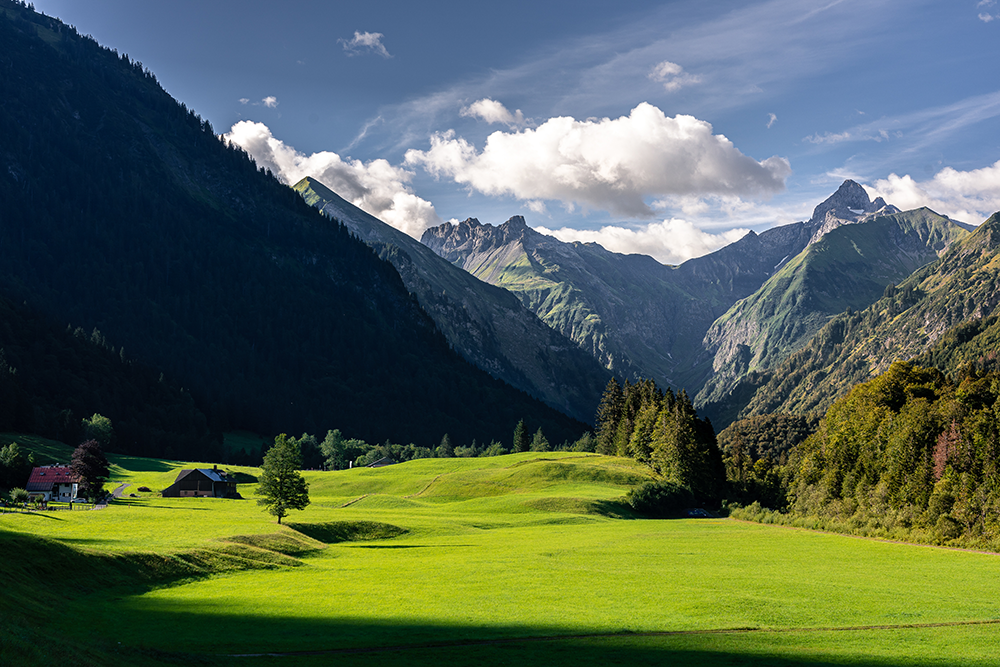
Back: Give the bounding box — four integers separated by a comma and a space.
625, 481, 695, 518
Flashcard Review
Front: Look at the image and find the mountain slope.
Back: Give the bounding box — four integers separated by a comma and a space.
419, 180, 927, 399
292, 177, 610, 422
0, 1, 585, 447
734, 211, 1000, 419
421, 215, 813, 390
696, 208, 968, 413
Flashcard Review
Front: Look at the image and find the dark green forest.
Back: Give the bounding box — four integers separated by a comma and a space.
593, 378, 725, 507
0, 296, 217, 460
0, 1, 586, 453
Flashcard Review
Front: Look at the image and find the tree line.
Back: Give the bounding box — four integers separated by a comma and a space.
729, 360, 1000, 550
594, 378, 725, 511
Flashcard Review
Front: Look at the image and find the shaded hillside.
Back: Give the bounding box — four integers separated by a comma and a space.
293, 177, 610, 423
697, 208, 967, 414
0, 2, 585, 448
0, 296, 217, 459
732, 211, 1000, 420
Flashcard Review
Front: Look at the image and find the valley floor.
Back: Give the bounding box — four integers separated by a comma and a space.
3, 450, 999, 666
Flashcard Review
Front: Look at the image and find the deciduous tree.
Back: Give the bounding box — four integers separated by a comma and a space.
257, 434, 310, 524
70, 439, 109, 501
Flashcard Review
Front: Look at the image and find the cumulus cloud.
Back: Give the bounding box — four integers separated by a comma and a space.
223, 121, 439, 238
865, 160, 1000, 224
339, 31, 392, 58
648, 60, 702, 92
404, 102, 790, 218
767, 113, 777, 128
239, 98, 250, 105
460, 99, 526, 127
262, 96, 278, 109
534, 219, 749, 265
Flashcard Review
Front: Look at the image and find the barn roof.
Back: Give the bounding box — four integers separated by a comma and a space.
25, 466, 77, 491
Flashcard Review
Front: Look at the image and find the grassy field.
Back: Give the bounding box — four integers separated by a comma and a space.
2, 437, 1000, 666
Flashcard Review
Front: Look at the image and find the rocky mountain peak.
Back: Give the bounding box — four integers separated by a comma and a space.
806, 179, 899, 245
810, 180, 873, 224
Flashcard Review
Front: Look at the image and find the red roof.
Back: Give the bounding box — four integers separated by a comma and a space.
25, 466, 78, 491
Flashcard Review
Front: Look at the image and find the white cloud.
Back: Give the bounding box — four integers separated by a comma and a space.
978, 0, 997, 17
339, 31, 392, 58
534, 219, 749, 265
239, 98, 249, 105
262, 96, 278, 109
223, 121, 439, 238
460, 99, 526, 127
405, 102, 790, 218
865, 160, 1000, 224
767, 113, 777, 128
648, 60, 702, 92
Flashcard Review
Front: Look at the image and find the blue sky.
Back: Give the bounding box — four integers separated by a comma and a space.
32, 0, 1000, 263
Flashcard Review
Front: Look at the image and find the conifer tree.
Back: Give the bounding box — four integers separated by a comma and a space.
595, 378, 624, 455
530, 428, 550, 452
513, 419, 530, 452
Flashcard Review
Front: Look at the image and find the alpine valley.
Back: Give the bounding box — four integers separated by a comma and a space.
5, 2, 1000, 666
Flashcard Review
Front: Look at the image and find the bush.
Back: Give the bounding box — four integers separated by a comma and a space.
625, 481, 695, 518
137, 486, 152, 492
9, 487, 29, 504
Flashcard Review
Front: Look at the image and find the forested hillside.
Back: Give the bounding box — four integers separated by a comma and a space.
737, 361, 1000, 551
0, 297, 217, 459
727, 211, 1000, 421
0, 1, 585, 450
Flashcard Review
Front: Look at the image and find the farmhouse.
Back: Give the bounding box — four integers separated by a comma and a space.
25, 465, 79, 502
161, 466, 240, 498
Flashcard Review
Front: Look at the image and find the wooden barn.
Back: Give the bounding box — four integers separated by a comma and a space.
161, 466, 240, 498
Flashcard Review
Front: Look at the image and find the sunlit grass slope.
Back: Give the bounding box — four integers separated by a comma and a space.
3, 446, 1000, 666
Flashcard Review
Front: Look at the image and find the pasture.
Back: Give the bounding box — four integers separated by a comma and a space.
2, 437, 999, 666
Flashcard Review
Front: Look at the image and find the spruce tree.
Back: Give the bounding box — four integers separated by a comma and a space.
595, 378, 624, 454
513, 419, 530, 452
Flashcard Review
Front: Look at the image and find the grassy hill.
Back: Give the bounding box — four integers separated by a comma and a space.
3, 444, 1000, 666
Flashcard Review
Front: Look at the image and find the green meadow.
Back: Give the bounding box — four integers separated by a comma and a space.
2, 436, 1000, 666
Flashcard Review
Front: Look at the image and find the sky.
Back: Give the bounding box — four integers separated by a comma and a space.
31, 0, 1000, 264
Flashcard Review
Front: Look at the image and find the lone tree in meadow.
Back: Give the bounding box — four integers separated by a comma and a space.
70, 439, 110, 501
512, 419, 530, 453
257, 433, 310, 524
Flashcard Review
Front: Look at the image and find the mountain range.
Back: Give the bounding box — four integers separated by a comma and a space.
421, 181, 973, 426
3, 0, 998, 457
0, 1, 585, 450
